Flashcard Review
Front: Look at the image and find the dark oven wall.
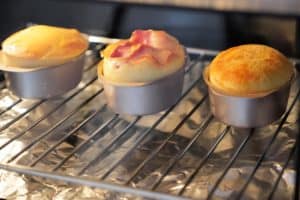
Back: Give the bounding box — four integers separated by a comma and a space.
0, 0, 299, 58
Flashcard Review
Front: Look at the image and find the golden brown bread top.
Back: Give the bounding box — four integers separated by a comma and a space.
99, 29, 185, 83
206, 44, 294, 96
1, 25, 88, 67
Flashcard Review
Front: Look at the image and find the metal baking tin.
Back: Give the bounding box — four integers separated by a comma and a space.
203, 67, 294, 128
0, 52, 85, 99
98, 64, 185, 116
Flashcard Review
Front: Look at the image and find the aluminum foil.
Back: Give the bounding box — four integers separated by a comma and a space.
0, 52, 298, 200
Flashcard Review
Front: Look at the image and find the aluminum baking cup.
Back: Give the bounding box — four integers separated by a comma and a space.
98, 63, 185, 115
203, 67, 295, 128
0, 52, 85, 99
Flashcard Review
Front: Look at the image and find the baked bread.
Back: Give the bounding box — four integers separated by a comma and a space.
1, 25, 88, 68
206, 44, 294, 96
99, 29, 185, 83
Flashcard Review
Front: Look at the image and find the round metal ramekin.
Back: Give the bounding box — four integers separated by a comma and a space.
98, 64, 185, 115
203, 67, 294, 128
0, 52, 85, 99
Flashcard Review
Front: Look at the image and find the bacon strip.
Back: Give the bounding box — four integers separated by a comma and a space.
109, 30, 179, 65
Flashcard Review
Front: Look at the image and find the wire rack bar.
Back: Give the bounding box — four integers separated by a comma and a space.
0, 77, 98, 151
0, 36, 297, 200
0, 98, 22, 116
99, 74, 204, 180
7, 88, 104, 163
125, 94, 208, 185
151, 124, 230, 191
29, 104, 108, 167
184, 55, 203, 73
0, 164, 189, 200
0, 49, 99, 135
0, 99, 45, 133
205, 128, 255, 199
267, 138, 298, 200
83, 53, 102, 72
52, 113, 119, 171
78, 53, 203, 177
77, 116, 141, 175
234, 88, 300, 199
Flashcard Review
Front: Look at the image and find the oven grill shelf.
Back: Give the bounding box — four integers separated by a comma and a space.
0, 37, 298, 200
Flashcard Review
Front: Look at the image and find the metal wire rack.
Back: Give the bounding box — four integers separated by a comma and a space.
0, 36, 299, 200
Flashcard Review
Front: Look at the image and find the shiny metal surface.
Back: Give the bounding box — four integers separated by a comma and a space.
99, 66, 184, 115
4, 54, 85, 99
0, 36, 298, 200
207, 82, 291, 128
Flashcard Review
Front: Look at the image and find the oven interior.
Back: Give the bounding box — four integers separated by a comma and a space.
0, 1, 299, 199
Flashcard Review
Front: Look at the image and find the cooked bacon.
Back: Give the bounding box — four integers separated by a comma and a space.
109, 30, 179, 65
110, 42, 132, 58
130, 30, 151, 45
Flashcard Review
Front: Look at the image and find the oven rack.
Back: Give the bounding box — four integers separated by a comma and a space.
0, 36, 298, 200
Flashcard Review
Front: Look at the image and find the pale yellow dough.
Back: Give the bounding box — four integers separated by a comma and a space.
2, 25, 88, 67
